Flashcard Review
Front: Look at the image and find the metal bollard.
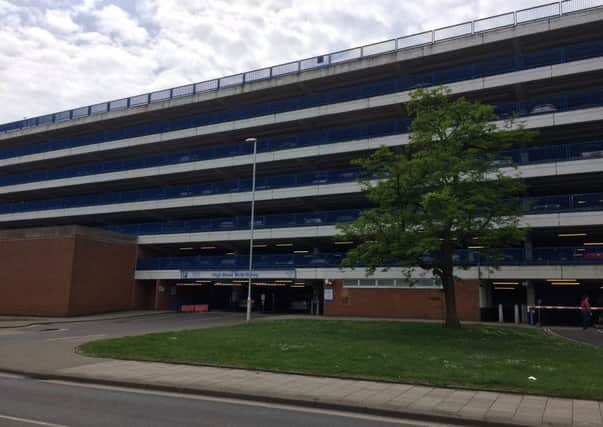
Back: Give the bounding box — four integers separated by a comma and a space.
498, 304, 504, 323
514, 304, 520, 324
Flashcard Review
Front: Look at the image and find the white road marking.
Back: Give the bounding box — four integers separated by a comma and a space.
38, 328, 68, 334
43, 380, 444, 426
0, 330, 23, 336
45, 334, 107, 342
0, 413, 68, 426
0, 372, 24, 379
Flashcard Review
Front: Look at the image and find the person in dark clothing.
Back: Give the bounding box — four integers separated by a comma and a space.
580, 295, 592, 330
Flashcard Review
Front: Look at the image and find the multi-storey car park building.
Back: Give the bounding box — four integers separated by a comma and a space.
1, 1, 602, 322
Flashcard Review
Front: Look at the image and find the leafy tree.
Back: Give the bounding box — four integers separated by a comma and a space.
338, 87, 535, 328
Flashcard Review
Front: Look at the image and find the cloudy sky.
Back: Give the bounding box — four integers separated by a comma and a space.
0, 0, 549, 123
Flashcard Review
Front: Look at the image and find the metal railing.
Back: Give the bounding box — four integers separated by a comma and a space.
0, 167, 363, 215
106, 208, 362, 236
459, 245, 603, 265
136, 244, 603, 270
500, 139, 603, 166
0, 119, 408, 187
3, 144, 603, 215
525, 192, 603, 213
2, 80, 603, 189
106, 191, 603, 237
0, 38, 601, 162
1, 0, 601, 135
137, 252, 347, 270
3, 125, 603, 190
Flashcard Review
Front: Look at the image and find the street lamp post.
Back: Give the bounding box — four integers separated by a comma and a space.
245, 137, 258, 323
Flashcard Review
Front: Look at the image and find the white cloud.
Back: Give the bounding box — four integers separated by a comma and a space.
93, 4, 149, 45
0, 0, 558, 123
45, 9, 80, 33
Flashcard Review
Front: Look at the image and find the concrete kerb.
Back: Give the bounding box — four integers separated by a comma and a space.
0, 310, 173, 329
72, 346, 554, 399
0, 366, 531, 427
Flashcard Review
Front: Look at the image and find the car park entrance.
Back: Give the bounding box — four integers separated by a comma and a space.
168, 279, 323, 315
482, 279, 603, 326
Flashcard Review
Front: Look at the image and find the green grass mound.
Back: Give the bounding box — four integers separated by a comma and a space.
80, 320, 603, 399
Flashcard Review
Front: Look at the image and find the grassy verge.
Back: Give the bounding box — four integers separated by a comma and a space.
80, 320, 603, 399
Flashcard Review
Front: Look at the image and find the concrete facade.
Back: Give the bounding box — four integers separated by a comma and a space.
0, 6, 602, 320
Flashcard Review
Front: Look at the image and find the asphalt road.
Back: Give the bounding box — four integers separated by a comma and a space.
1, 311, 253, 343
550, 326, 603, 347
0, 312, 257, 372
0, 373, 448, 427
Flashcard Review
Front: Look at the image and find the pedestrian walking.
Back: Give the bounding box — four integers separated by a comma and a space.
580, 295, 592, 330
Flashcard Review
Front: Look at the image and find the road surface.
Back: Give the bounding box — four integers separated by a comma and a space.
0, 373, 452, 427
0, 312, 255, 372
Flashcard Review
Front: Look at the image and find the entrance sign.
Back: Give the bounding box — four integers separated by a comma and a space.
180, 270, 295, 280
324, 288, 334, 301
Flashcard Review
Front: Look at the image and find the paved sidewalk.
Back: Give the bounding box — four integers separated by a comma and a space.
57, 360, 603, 426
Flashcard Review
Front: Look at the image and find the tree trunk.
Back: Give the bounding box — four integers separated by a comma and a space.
441, 261, 461, 328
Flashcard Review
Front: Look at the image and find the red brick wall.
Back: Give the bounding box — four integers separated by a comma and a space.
454, 280, 481, 321
68, 235, 138, 315
154, 281, 173, 310
0, 226, 138, 316
0, 237, 74, 316
132, 281, 155, 310
324, 279, 480, 321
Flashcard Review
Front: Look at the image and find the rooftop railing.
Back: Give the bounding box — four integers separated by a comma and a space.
1, 0, 601, 135
0, 38, 601, 162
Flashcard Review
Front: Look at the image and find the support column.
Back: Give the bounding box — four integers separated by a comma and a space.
524, 280, 536, 325
479, 282, 493, 308
526, 280, 536, 306
479, 282, 493, 321
154, 279, 162, 310
524, 239, 533, 263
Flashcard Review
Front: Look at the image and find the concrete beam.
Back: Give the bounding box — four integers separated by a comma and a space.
134, 264, 603, 280
132, 210, 603, 246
